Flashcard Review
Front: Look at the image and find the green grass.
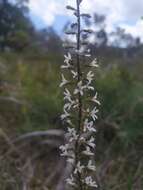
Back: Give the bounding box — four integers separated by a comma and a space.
0, 53, 143, 189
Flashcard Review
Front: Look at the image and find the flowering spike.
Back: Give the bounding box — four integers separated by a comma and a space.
59, 0, 100, 189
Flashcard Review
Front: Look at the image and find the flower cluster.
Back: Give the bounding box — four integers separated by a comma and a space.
59, 0, 100, 189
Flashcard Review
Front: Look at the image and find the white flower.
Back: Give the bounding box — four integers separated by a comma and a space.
87, 137, 96, 148
60, 74, 69, 87
61, 109, 70, 120
66, 175, 76, 187
67, 157, 75, 164
73, 99, 79, 109
61, 62, 72, 69
89, 58, 99, 67
86, 71, 94, 84
79, 136, 86, 143
59, 143, 69, 156
64, 102, 73, 111
67, 127, 77, 136
87, 160, 96, 171
91, 92, 101, 105
74, 161, 85, 174
86, 84, 94, 91
75, 47, 85, 55
66, 119, 73, 126
90, 107, 99, 121
64, 53, 72, 61
64, 89, 76, 110
86, 108, 90, 113
64, 98, 76, 111
71, 70, 78, 79
64, 53, 72, 62
61, 53, 72, 69
85, 54, 91, 57
82, 146, 94, 156
74, 81, 85, 96
67, 127, 78, 142
83, 119, 96, 132
84, 176, 97, 187
64, 89, 72, 102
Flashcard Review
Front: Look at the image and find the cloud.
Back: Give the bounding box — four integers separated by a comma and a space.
121, 20, 143, 41
28, 0, 66, 26
28, 0, 143, 40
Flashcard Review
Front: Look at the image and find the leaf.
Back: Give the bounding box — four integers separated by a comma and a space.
81, 29, 93, 34
71, 23, 78, 29
66, 5, 76, 11
63, 45, 76, 49
81, 41, 89, 46
81, 13, 92, 18
74, 12, 78, 17
65, 31, 77, 35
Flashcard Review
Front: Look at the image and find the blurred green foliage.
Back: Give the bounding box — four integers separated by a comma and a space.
0, 50, 143, 189
0, 52, 142, 141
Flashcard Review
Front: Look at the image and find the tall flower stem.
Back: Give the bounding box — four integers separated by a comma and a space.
60, 0, 100, 189
75, 3, 83, 190
76, 0, 82, 134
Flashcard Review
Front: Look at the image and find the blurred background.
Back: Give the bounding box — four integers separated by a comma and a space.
0, 0, 143, 189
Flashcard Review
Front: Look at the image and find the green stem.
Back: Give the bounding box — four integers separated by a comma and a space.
76, 0, 82, 134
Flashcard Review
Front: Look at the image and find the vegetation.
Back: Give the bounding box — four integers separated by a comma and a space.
0, 0, 143, 189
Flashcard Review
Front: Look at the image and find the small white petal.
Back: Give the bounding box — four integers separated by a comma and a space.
89, 58, 99, 67
90, 107, 99, 121
86, 85, 94, 91
84, 176, 97, 187
66, 175, 76, 187
87, 160, 96, 171
60, 74, 69, 87
87, 137, 96, 148
61, 109, 70, 120
71, 70, 78, 79
82, 146, 94, 156
64, 53, 72, 63
67, 158, 75, 164
74, 81, 85, 96
91, 92, 101, 105
87, 71, 94, 84
66, 127, 79, 142
74, 161, 85, 174
62, 53, 72, 69
83, 119, 96, 133
59, 144, 69, 157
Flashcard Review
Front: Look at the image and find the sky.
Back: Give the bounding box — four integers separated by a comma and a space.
28, 0, 143, 40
